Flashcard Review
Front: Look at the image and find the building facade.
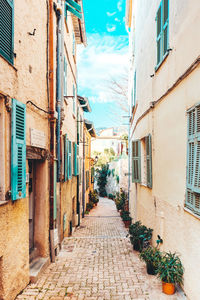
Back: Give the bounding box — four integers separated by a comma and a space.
0, 0, 90, 299
126, 0, 200, 299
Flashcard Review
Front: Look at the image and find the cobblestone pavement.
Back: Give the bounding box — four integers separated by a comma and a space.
16, 198, 187, 300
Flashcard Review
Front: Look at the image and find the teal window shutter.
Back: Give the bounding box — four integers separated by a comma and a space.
156, 3, 162, 65
11, 99, 26, 201
156, 0, 169, 67
68, 140, 72, 179
146, 135, 152, 188
0, 0, 14, 64
186, 105, 200, 216
132, 140, 141, 183
66, 0, 82, 19
73, 142, 77, 176
64, 134, 68, 181
64, 56, 67, 97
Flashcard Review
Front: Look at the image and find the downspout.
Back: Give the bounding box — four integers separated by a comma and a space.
82, 129, 85, 218
49, 0, 56, 262
56, 0, 62, 181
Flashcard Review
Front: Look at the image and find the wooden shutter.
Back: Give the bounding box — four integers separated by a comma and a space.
64, 134, 68, 181
68, 140, 72, 179
73, 142, 77, 176
11, 99, 26, 201
146, 135, 152, 188
0, 0, 14, 64
186, 105, 200, 216
163, 0, 169, 55
132, 140, 141, 183
156, 3, 162, 65
64, 56, 67, 97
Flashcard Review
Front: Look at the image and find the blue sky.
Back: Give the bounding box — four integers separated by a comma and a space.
77, 0, 129, 130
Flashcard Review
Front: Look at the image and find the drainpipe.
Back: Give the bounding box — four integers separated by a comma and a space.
49, 0, 56, 262
56, 0, 62, 181
82, 129, 85, 218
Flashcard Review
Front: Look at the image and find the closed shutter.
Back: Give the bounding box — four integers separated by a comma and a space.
186, 105, 200, 216
68, 140, 72, 179
11, 99, 26, 201
163, 0, 169, 55
0, 0, 14, 64
64, 134, 68, 181
146, 134, 152, 188
73, 142, 77, 176
132, 140, 141, 183
77, 144, 79, 175
156, 3, 162, 65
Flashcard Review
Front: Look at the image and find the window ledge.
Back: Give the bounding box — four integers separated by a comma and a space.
184, 207, 200, 220
0, 200, 8, 206
155, 51, 169, 73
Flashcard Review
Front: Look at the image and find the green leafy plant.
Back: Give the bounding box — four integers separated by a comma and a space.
129, 221, 153, 251
139, 246, 162, 275
96, 165, 108, 197
121, 211, 132, 221
89, 190, 99, 204
157, 252, 184, 284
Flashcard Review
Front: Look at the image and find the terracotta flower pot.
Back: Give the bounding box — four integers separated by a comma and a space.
123, 220, 131, 228
162, 281, 175, 295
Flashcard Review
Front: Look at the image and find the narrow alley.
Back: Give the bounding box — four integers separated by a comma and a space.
16, 198, 186, 300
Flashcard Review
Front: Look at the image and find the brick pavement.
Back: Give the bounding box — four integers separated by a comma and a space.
16, 198, 187, 300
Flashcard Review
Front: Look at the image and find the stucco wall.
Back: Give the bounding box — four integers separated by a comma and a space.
129, 1, 200, 299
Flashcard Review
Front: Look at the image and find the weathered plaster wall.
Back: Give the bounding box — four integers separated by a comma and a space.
129, 1, 200, 299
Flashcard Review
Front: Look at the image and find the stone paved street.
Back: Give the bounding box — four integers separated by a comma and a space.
16, 198, 187, 300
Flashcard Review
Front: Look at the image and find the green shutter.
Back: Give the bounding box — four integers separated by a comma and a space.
64, 134, 68, 181
132, 140, 141, 183
66, 0, 81, 12
11, 99, 26, 201
0, 0, 14, 64
64, 56, 67, 97
163, 0, 169, 55
156, 3, 162, 65
73, 142, 77, 176
146, 135, 152, 188
68, 140, 72, 179
66, 3, 82, 19
186, 105, 200, 216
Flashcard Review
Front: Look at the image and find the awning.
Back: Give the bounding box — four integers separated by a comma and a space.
77, 95, 91, 112
84, 119, 96, 138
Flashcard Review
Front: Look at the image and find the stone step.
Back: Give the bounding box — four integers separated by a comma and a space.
29, 257, 50, 283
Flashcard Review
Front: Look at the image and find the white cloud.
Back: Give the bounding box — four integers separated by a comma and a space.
114, 18, 120, 22
107, 11, 117, 17
117, 0, 123, 12
106, 24, 117, 32
77, 33, 128, 104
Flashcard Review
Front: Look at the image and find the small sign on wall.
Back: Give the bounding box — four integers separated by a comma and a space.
30, 128, 46, 149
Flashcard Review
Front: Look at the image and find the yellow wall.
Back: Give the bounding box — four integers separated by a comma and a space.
129, 1, 200, 299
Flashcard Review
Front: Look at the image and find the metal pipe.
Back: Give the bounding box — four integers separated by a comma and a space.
56, 0, 62, 181
49, 0, 56, 262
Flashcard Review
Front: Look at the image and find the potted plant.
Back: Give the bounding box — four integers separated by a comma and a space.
139, 246, 162, 275
121, 211, 132, 228
157, 252, 184, 295
129, 221, 153, 252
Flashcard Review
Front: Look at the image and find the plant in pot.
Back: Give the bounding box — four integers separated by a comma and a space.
129, 222, 153, 252
121, 211, 132, 228
139, 246, 162, 275
157, 252, 184, 295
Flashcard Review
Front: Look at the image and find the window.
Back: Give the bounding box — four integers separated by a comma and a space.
186, 105, 200, 216
132, 140, 141, 183
11, 99, 26, 200
64, 56, 67, 97
141, 135, 152, 188
86, 170, 89, 190
73, 142, 78, 176
156, 0, 169, 67
64, 134, 68, 181
0, 0, 14, 64
68, 140, 72, 179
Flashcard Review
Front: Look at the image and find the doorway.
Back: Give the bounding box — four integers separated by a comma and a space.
28, 160, 35, 254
